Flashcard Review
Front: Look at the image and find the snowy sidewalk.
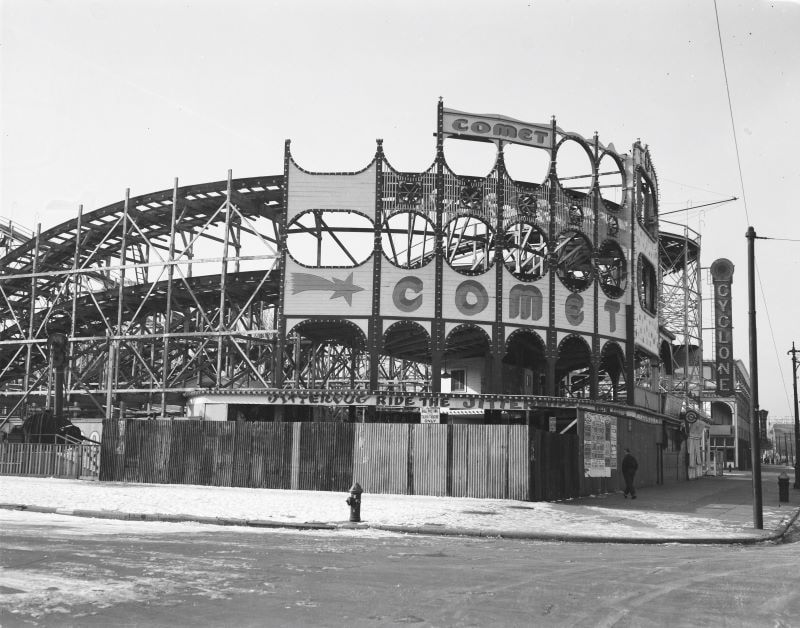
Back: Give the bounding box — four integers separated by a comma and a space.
1, 470, 798, 544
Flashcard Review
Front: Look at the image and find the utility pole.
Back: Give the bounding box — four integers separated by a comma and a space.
746, 227, 763, 528
789, 342, 800, 489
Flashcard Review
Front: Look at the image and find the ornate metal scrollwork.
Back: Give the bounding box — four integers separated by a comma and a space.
397, 178, 422, 206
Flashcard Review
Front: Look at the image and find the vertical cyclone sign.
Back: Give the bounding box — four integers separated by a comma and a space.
710, 258, 735, 395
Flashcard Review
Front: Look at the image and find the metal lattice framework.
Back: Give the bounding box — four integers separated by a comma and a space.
1, 173, 285, 421
0, 172, 447, 424
658, 222, 703, 403
1, 107, 694, 428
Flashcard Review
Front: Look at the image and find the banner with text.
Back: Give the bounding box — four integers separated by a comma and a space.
582, 410, 617, 478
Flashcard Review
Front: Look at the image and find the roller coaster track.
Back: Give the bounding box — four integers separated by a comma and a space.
1, 174, 285, 419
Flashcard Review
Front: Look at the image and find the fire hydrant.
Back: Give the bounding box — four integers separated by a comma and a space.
778, 472, 790, 503
346, 482, 363, 522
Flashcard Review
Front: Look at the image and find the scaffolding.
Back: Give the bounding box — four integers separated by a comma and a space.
658, 221, 703, 405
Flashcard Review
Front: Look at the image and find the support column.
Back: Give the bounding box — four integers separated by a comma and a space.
161, 179, 178, 417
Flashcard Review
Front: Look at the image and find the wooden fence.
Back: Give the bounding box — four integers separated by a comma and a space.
0, 443, 101, 479
101, 420, 538, 499
99, 418, 669, 501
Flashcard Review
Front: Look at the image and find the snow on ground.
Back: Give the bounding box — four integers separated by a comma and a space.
0, 476, 786, 540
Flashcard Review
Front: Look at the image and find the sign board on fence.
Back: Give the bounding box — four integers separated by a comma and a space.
582, 410, 617, 478
420, 406, 440, 424
549, 416, 557, 432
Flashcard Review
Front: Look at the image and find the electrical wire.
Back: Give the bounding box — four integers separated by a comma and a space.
660, 197, 737, 216
713, 0, 793, 416
713, 0, 751, 225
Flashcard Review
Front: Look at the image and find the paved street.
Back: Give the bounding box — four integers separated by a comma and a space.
2, 510, 799, 627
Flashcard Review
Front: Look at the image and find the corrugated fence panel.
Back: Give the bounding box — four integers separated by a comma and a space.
123, 420, 142, 482
297, 423, 355, 492
333, 423, 355, 492
450, 426, 469, 497
411, 424, 447, 496
249, 423, 267, 487
465, 426, 485, 498
299, 423, 327, 491
264, 422, 292, 489
353, 424, 409, 495
154, 420, 173, 484
99, 420, 124, 481
214, 422, 236, 487
507, 426, 530, 501
186, 421, 206, 485
231, 422, 253, 488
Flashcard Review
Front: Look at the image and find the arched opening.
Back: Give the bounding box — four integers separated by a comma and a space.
502, 222, 548, 281
286, 210, 374, 267
638, 254, 658, 315
287, 319, 368, 390
556, 335, 592, 398
636, 170, 658, 238
598, 151, 625, 210
443, 215, 495, 275
555, 138, 595, 196
598, 341, 627, 402
503, 143, 551, 185
503, 329, 546, 395
382, 211, 436, 269
555, 230, 594, 292
711, 401, 733, 426
596, 239, 627, 298
380, 321, 432, 393
443, 139, 497, 177
443, 324, 492, 394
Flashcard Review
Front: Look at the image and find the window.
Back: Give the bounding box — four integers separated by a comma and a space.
450, 369, 466, 392
555, 230, 594, 292
596, 240, 627, 298
502, 222, 548, 281
636, 171, 658, 238
443, 216, 495, 275
286, 210, 374, 267
638, 254, 657, 315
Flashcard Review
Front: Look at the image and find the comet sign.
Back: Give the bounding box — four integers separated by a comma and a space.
291, 273, 365, 305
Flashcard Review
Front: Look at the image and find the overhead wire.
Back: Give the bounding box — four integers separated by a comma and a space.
713, 0, 792, 416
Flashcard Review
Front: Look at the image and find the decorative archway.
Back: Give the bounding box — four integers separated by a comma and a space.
556, 334, 593, 398
598, 341, 627, 402
443, 324, 492, 394
503, 329, 547, 395
380, 321, 432, 392
287, 319, 368, 389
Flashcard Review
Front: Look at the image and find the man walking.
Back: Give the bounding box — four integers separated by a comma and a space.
621, 448, 638, 499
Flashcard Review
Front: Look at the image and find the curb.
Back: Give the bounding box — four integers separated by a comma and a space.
2, 502, 798, 545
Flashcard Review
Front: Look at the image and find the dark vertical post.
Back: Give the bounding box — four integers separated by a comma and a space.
217, 170, 233, 387
432, 99, 445, 394
368, 140, 384, 407
546, 116, 558, 397
492, 144, 506, 398
790, 342, 800, 488
161, 179, 178, 417
746, 226, 763, 528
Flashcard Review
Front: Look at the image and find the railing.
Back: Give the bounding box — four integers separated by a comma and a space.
0, 442, 101, 479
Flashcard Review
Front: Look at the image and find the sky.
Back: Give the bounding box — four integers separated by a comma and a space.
1, 0, 799, 420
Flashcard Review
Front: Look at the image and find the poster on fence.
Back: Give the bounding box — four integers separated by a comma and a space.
582, 410, 617, 477
420, 406, 440, 424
